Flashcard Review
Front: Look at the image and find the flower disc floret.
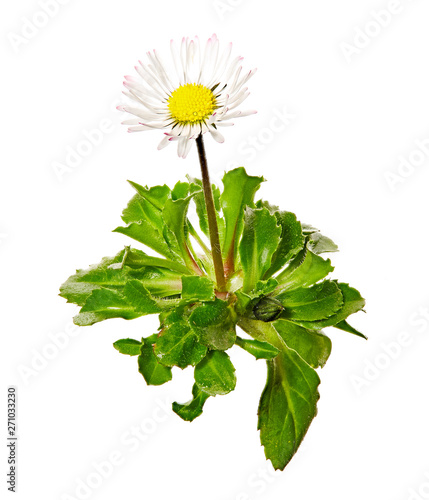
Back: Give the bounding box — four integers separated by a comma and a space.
168, 84, 217, 125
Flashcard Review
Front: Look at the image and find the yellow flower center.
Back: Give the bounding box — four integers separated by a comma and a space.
168, 84, 217, 124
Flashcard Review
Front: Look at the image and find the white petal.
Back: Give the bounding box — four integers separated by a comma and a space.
189, 123, 202, 139
224, 56, 243, 82
157, 135, 170, 150
208, 42, 232, 86
182, 138, 194, 158
153, 49, 175, 89
180, 37, 188, 82
177, 137, 188, 158
135, 63, 166, 98
170, 39, 183, 84
229, 66, 242, 95
215, 121, 234, 127
145, 62, 171, 95
208, 127, 225, 143
200, 122, 209, 135
235, 109, 257, 117
121, 118, 140, 125
128, 125, 151, 132
207, 37, 219, 83
226, 88, 249, 106
186, 40, 195, 81
120, 105, 158, 121
234, 68, 257, 93
199, 36, 213, 82
195, 36, 201, 77
124, 81, 161, 104
221, 109, 257, 121
138, 122, 168, 130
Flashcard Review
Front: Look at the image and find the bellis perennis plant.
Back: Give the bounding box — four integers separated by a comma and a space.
60, 34, 366, 471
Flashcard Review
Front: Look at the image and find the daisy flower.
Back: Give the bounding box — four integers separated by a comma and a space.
118, 34, 256, 158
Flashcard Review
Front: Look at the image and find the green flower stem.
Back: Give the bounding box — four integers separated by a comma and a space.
196, 134, 226, 292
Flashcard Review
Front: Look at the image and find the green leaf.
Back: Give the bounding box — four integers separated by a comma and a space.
307, 231, 338, 254
255, 278, 279, 296
159, 304, 187, 328
239, 207, 282, 293
154, 321, 207, 369
258, 346, 320, 470
172, 384, 210, 422
264, 211, 305, 278
113, 338, 142, 356
122, 246, 191, 275
274, 321, 332, 368
238, 317, 283, 349
171, 181, 190, 200
127, 181, 171, 210
194, 350, 237, 396
138, 339, 172, 386
295, 283, 365, 331
189, 299, 236, 350
301, 223, 318, 234
255, 199, 279, 213
334, 320, 367, 340
221, 167, 264, 270
60, 250, 127, 306
114, 220, 176, 260
74, 280, 163, 326
235, 290, 253, 316
235, 336, 279, 360
181, 276, 215, 302
60, 249, 184, 306
275, 246, 334, 291
162, 192, 201, 272
278, 280, 344, 321
114, 187, 178, 260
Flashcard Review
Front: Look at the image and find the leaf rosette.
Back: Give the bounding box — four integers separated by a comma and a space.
60, 167, 365, 470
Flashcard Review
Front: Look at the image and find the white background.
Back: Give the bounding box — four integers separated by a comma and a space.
2, 1, 429, 499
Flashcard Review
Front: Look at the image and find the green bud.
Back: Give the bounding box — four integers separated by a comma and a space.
253, 296, 284, 322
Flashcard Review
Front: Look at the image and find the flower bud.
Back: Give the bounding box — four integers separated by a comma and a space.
253, 297, 284, 322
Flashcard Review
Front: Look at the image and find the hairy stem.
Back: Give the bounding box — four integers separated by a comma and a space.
195, 134, 226, 292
